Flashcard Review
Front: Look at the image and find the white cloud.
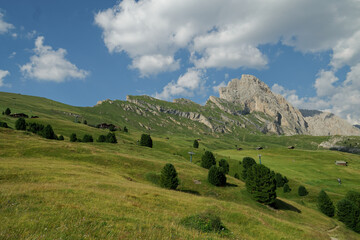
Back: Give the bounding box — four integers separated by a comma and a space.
314, 70, 338, 97
130, 54, 179, 77
0, 70, 10, 87
0, 11, 14, 34
212, 81, 227, 93
20, 36, 89, 82
154, 68, 206, 100
8, 51, 16, 59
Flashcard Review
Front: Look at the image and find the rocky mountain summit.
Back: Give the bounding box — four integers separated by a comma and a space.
97, 74, 360, 136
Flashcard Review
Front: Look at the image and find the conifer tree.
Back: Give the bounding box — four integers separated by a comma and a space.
201, 151, 216, 169
193, 139, 199, 148
15, 118, 26, 130
208, 165, 227, 186
283, 183, 291, 193
317, 190, 335, 217
219, 159, 229, 174
70, 133, 77, 142
4, 108, 11, 115
160, 163, 179, 190
298, 185, 309, 196
42, 124, 56, 139
140, 134, 152, 148
106, 132, 117, 143
241, 157, 256, 180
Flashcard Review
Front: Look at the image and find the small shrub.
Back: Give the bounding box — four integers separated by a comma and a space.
4, 108, 11, 115
109, 125, 116, 132
15, 118, 26, 130
140, 134, 152, 148
97, 135, 106, 142
160, 163, 179, 190
0, 121, 8, 128
219, 159, 229, 174
106, 132, 117, 143
123, 126, 128, 133
283, 183, 291, 193
180, 211, 228, 233
241, 157, 256, 180
83, 120, 87, 125
246, 164, 277, 205
208, 165, 226, 186
337, 199, 359, 230
317, 190, 335, 217
42, 125, 57, 139
234, 173, 240, 179
298, 186, 309, 196
193, 139, 199, 148
201, 151, 216, 169
82, 134, 93, 142
58, 135, 64, 141
70, 133, 77, 142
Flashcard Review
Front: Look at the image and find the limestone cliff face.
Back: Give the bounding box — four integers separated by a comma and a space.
219, 75, 308, 135
304, 112, 360, 136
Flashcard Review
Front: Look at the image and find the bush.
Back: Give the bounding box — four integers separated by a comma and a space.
283, 183, 291, 193
218, 159, 229, 174
201, 151, 216, 169
15, 118, 26, 130
106, 132, 117, 143
193, 139, 199, 148
298, 186, 309, 196
123, 126, 128, 133
70, 133, 77, 142
42, 125, 57, 139
345, 191, 360, 209
140, 134, 152, 148
246, 164, 277, 205
27, 122, 44, 134
82, 134, 93, 142
317, 190, 335, 217
241, 157, 256, 180
234, 173, 240, 179
4, 108, 11, 115
275, 173, 288, 187
0, 121, 8, 128
337, 199, 359, 230
109, 125, 116, 132
83, 120, 87, 125
160, 163, 179, 190
58, 135, 64, 141
97, 135, 106, 142
180, 211, 228, 233
208, 165, 227, 186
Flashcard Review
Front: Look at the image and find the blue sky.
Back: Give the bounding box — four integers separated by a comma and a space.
1, 0, 360, 123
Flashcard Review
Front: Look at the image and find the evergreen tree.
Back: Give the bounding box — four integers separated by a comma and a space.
246, 164, 277, 205
82, 134, 93, 142
275, 173, 285, 187
219, 159, 229, 174
97, 135, 106, 142
0, 121, 8, 128
208, 165, 226, 186
201, 151, 216, 169
58, 135, 64, 141
106, 132, 117, 143
160, 163, 179, 190
15, 118, 26, 130
241, 157, 256, 180
109, 125, 116, 132
193, 139, 199, 148
317, 190, 335, 217
70, 133, 77, 142
283, 183, 291, 193
123, 126, 128, 133
42, 125, 56, 139
140, 134, 152, 148
345, 191, 360, 209
83, 120, 87, 125
298, 185, 309, 196
28, 123, 44, 134
4, 108, 11, 115
337, 199, 359, 229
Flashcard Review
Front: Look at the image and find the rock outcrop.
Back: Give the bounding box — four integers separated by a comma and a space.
218, 75, 308, 135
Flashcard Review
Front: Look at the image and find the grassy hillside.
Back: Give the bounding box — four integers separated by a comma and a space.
1, 92, 360, 239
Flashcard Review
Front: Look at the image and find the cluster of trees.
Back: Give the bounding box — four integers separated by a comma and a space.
200, 151, 229, 187
14, 118, 63, 140
336, 191, 360, 232
69, 132, 117, 143
2, 108, 11, 115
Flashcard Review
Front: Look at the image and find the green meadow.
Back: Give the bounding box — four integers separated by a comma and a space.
1, 92, 360, 239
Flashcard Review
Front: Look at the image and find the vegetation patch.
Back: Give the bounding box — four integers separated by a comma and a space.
180, 211, 228, 234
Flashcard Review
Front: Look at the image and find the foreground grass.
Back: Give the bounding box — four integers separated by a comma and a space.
0, 128, 359, 239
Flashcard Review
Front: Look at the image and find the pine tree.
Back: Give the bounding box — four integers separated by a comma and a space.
241, 157, 256, 180
123, 126, 128, 133
160, 163, 179, 190
82, 134, 93, 142
4, 108, 11, 115
345, 191, 360, 209
201, 151, 216, 169
15, 118, 26, 130
193, 139, 199, 148
70, 133, 77, 142
58, 135, 64, 141
337, 199, 359, 229
208, 165, 226, 186
106, 132, 117, 143
246, 164, 277, 205
97, 135, 106, 142
317, 190, 335, 217
283, 183, 291, 193
83, 120, 87, 125
275, 173, 285, 187
298, 186, 309, 196
140, 134, 152, 148
219, 159, 229, 174
42, 125, 56, 139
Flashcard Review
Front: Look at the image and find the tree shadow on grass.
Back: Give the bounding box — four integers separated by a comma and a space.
226, 183, 238, 187
178, 189, 201, 196
270, 199, 301, 213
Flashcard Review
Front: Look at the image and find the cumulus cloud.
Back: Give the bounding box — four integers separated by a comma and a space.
130, 55, 179, 77
0, 70, 10, 87
20, 36, 89, 82
212, 81, 227, 93
154, 68, 206, 100
0, 11, 14, 34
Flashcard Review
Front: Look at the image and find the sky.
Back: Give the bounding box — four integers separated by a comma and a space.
1, 0, 360, 124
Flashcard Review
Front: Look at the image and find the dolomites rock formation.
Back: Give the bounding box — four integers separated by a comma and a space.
219, 75, 308, 135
